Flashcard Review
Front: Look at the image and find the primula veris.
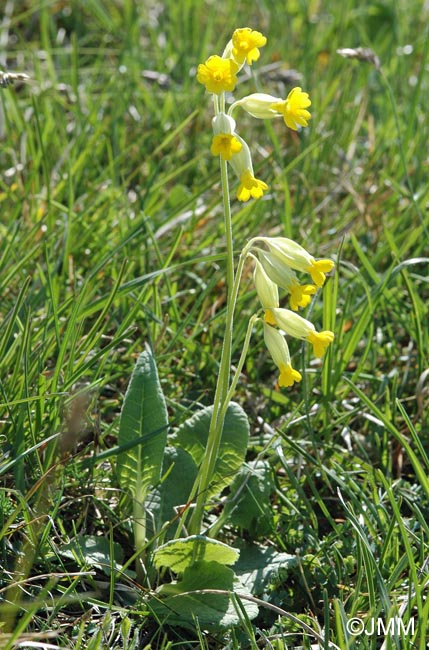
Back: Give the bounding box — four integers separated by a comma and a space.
306, 330, 335, 358
237, 170, 268, 202
259, 237, 335, 287
271, 87, 311, 130
230, 89, 311, 131
228, 135, 268, 202
279, 363, 303, 387
253, 257, 279, 311
265, 307, 334, 357
263, 323, 302, 387
255, 249, 316, 311
211, 134, 242, 160
289, 282, 317, 311
197, 55, 239, 94
231, 28, 267, 65
212, 112, 237, 135
306, 259, 336, 288
230, 93, 281, 119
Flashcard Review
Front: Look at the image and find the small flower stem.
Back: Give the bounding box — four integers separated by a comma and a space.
218, 314, 258, 425
188, 156, 236, 535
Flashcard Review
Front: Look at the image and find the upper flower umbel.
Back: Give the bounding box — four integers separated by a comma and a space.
197, 55, 239, 94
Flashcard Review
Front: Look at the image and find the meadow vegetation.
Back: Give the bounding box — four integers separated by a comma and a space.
1, 0, 428, 648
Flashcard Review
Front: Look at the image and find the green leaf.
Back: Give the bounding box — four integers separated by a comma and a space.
153, 535, 239, 573
117, 347, 168, 502
145, 446, 198, 540
148, 560, 258, 630
175, 402, 249, 497
223, 460, 275, 536
234, 541, 297, 595
58, 535, 124, 576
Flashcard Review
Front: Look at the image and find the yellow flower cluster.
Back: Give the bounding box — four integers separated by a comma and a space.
196, 27, 312, 202
248, 237, 335, 388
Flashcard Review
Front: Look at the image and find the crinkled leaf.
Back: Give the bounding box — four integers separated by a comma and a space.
117, 347, 168, 501
148, 560, 258, 630
153, 535, 239, 573
234, 540, 297, 595
59, 535, 124, 575
175, 402, 249, 497
223, 460, 275, 536
145, 446, 198, 540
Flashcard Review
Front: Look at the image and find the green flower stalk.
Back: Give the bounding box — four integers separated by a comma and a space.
189, 27, 331, 534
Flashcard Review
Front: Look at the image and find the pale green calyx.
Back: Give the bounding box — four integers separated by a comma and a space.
229, 93, 281, 119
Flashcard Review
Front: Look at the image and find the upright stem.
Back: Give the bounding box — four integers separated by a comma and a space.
188, 157, 235, 534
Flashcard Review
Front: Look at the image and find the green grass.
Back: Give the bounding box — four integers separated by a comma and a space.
1, 0, 429, 647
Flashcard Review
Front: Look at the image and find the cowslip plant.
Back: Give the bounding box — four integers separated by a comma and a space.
116, 26, 336, 632
189, 27, 334, 534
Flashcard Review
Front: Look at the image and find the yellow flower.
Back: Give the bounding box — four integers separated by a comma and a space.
289, 282, 317, 311
255, 237, 335, 288
306, 330, 335, 358
197, 55, 239, 94
279, 363, 303, 387
270, 87, 311, 130
231, 28, 267, 65
306, 259, 335, 288
255, 249, 316, 311
210, 134, 242, 160
263, 323, 302, 388
237, 170, 268, 201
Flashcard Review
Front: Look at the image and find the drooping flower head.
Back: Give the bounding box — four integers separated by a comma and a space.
237, 170, 268, 202
210, 113, 243, 160
197, 55, 239, 94
265, 307, 335, 358
252, 256, 279, 324
263, 322, 302, 388
255, 248, 316, 311
270, 87, 311, 131
256, 237, 335, 287
231, 28, 267, 65
288, 282, 317, 311
211, 134, 242, 160
229, 89, 312, 132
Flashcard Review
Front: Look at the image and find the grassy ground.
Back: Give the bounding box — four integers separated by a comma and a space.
1, 0, 429, 648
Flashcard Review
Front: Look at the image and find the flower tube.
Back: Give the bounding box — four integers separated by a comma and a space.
266, 307, 335, 357
263, 322, 302, 387
256, 249, 316, 311
254, 237, 335, 288
252, 256, 279, 323
230, 87, 311, 131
